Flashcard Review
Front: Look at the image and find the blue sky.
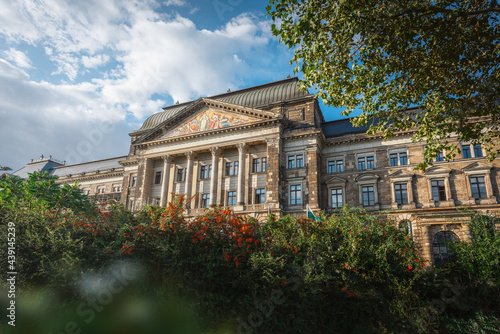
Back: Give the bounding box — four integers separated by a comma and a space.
0, 0, 345, 170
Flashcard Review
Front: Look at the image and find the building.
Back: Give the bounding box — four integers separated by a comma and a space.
10, 77, 500, 266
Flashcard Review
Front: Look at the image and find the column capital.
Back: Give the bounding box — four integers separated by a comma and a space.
210, 146, 222, 157
186, 151, 197, 159
237, 142, 248, 153
265, 137, 279, 147
161, 155, 174, 163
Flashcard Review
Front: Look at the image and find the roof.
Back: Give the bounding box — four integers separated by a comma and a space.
51, 156, 127, 178
12, 159, 64, 179
321, 118, 378, 138
136, 77, 311, 133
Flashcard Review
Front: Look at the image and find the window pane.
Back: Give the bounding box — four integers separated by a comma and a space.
400, 153, 408, 165
296, 155, 304, 168
262, 158, 267, 172
462, 145, 471, 158
366, 156, 374, 169
390, 153, 398, 166
473, 144, 483, 157
337, 160, 344, 172
358, 158, 365, 170
328, 161, 335, 173
436, 151, 444, 161
288, 156, 295, 169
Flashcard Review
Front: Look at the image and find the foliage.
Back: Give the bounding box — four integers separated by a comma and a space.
1, 174, 499, 332
267, 0, 500, 166
450, 213, 500, 284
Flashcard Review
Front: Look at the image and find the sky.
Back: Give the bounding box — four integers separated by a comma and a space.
0, 0, 345, 171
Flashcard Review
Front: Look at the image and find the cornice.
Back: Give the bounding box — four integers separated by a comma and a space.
57, 171, 124, 183
135, 118, 282, 149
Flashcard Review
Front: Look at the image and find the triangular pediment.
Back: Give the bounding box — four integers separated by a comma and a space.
462, 162, 492, 174
462, 162, 492, 171
389, 169, 414, 178
161, 106, 261, 139
135, 98, 276, 144
424, 166, 452, 175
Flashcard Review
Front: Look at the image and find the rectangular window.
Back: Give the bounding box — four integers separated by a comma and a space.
201, 194, 210, 208
362, 186, 375, 206
462, 145, 472, 159
200, 165, 212, 179
154, 171, 162, 184
431, 180, 446, 201
97, 186, 105, 194
253, 158, 261, 173
390, 152, 408, 166
130, 176, 137, 187
435, 151, 444, 162
112, 185, 121, 192
331, 188, 343, 208
394, 183, 408, 205
358, 156, 374, 170
328, 160, 344, 173
288, 154, 304, 169
390, 153, 398, 167
473, 144, 483, 157
358, 158, 366, 171
290, 184, 302, 205
296, 154, 304, 168
470, 176, 486, 199
129, 199, 135, 211
262, 157, 267, 172
399, 152, 408, 166
176, 168, 186, 182
255, 188, 265, 204
226, 162, 238, 176
227, 191, 237, 206
366, 156, 374, 169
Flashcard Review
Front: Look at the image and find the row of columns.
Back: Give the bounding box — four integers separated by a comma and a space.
154, 142, 253, 209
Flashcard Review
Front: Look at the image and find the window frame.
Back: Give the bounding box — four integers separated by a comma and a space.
330, 188, 343, 208
154, 171, 162, 184
361, 185, 375, 207
431, 179, 447, 202
287, 154, 305, 169
255, 188, 266, 204
201, 193, 210, 208
470, 176, 487, 199
328, 159, 344, 173
394, 183, 408, 205
176, 168, 186, 182
227, 191, 237, 206
289, 184, 302, 205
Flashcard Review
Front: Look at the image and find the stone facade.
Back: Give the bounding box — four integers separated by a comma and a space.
12, 77, 500, 266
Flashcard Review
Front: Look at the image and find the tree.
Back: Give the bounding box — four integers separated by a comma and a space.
268, 0, 500, 166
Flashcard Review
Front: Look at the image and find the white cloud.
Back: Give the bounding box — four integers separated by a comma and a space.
3, 48, 32, 68
164, 0, 186, 7
0, 0, 295, 169
82, 54, 110, 69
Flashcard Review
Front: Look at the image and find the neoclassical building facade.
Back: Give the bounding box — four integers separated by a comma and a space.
12, 77, 500, 266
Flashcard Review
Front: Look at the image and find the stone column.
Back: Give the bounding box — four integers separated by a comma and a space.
160, 155, 173, 207
139, 158, 154, 207
185, 151, 196, 207
266, 137, 281, 210
307, 148, 320, 209
236, 143, 248, 206
210, 147, 221, 207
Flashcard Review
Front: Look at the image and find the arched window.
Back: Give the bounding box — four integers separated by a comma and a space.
399, 220, 413, 235
432, 231, 458, 267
